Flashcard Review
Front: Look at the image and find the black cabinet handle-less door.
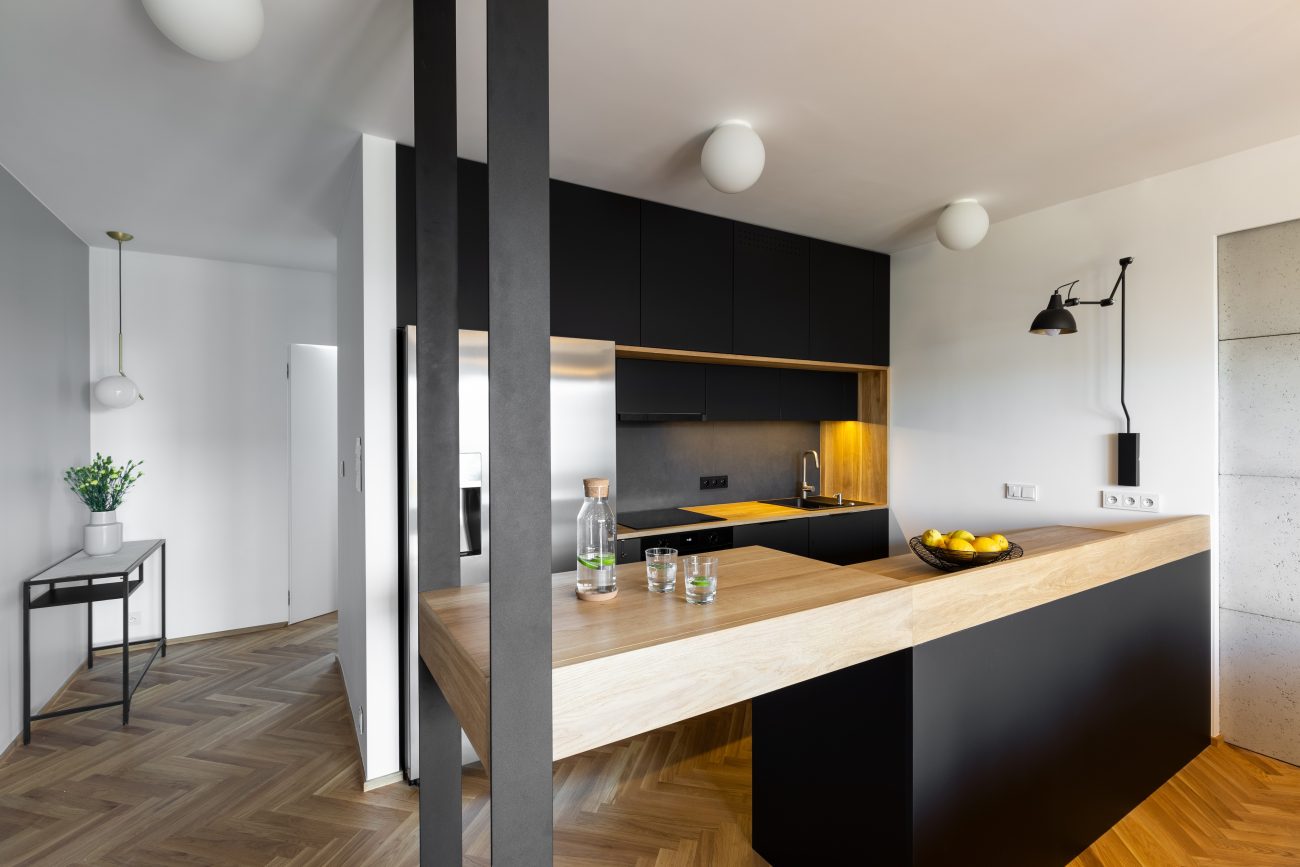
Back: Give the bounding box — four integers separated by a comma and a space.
809, 239, 889, 366
733, 223, 810, 360
640, 201, 733, 353
551, 180, 640, 345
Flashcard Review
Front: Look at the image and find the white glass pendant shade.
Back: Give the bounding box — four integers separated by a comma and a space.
142, 0, 264, 62
700, 120, 766, 193
95, 374, 139, 409
936, 199, 990, 251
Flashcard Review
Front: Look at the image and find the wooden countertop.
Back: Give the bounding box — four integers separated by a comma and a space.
616, 498, 887, 540
420, 515, 1209, 765
852, 518, 1209, 644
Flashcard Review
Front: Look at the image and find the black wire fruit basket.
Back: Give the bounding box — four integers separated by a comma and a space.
909, 536, 1024, 573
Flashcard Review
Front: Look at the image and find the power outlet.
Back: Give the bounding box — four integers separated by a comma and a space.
1101, 489, 1161, 513
1005, 482, 1038, 502
700, 475, 728, 490
128, 611, 141, 626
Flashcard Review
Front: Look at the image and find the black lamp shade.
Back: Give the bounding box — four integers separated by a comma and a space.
1029, 291, 1077, 335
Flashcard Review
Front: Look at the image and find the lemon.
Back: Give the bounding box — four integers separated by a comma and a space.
988, 533, 1010, 551
946, 537, 975, 553
921, 529, 945, 548
972, 536, 1000, 553
949, 530, 975, 543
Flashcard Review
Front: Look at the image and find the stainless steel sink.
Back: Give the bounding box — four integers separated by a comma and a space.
759, 496, 871, 510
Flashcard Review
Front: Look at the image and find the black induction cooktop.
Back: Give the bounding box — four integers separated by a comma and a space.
618, 508, 726, 531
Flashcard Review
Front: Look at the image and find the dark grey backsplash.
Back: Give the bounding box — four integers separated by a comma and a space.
616, 420, 821, 512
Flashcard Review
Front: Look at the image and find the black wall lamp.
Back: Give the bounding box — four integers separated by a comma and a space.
1030, 256, 1140, 486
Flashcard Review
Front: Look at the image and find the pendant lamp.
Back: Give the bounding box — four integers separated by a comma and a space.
94, 231, 143, 408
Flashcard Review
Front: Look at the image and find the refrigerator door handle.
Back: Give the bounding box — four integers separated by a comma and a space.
459, 453, 483, 556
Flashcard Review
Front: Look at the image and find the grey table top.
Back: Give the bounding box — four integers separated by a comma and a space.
26, 539, 164, 583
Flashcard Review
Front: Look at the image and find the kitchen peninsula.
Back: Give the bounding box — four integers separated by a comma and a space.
420, 515, 1210, 865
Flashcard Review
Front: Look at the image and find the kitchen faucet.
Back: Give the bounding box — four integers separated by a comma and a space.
800, 449, 820, 500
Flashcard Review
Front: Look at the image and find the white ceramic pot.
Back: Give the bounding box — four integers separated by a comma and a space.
85, 510, 124, 556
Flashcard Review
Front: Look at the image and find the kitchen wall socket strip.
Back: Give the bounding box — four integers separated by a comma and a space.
1100, 489, 1161, 513
700, 475, 728, 490
1005, 483, 1038, 501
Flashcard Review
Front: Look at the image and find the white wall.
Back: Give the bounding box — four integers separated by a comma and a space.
0, 163, 89, 749
336, 134, 400, 783
89, 249, 334, 644
891, 130, 1300, 736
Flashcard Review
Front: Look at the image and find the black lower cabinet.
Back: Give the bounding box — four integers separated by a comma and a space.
807, 509, 887, 565
911, 550, 1211, 867
733, 519, 809, 557
615, 537, 641, 565
752, 551, 1211, 867
753, 648, 914, 867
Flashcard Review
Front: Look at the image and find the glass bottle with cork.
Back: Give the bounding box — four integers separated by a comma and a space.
576, 477, 617, 601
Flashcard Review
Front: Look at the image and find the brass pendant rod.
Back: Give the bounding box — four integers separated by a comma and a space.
104, 230, 142, 400
117, 236, 124, 375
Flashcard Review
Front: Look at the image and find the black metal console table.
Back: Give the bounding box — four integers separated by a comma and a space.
22, 538, 166, 744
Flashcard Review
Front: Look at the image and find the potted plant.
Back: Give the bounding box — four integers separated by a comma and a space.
64, 453, 143, 556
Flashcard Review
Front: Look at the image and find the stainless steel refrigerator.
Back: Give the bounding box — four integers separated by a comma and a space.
398, 327, 617, 781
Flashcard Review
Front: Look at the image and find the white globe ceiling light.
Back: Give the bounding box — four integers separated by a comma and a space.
94, 231, 143, 410
935, 199, 990, 251
141, 0, 264, 62
700, 120, 766, 193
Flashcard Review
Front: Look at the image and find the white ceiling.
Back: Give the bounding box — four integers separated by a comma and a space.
4, 0, 1300, 272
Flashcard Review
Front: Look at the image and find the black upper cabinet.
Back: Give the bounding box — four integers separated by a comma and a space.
640, 202, 733, 353
458, 159, 489, 331
807, 509, 888, 566
808, 239, 888, 366
779, 369, 857, 421
551, 181, 640, 344
733, 519, 809, 558
869, 251, 890, 366
733, 223, 810, 359
450, 160, 890, 362
616, 359, 706, 421
706, 364, 782, 421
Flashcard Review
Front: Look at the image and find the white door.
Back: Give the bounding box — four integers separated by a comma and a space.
289, 344, 338, 623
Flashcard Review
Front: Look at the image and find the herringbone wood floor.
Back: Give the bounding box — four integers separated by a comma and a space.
4, 616, 1299, 866
0, 614, 419, 866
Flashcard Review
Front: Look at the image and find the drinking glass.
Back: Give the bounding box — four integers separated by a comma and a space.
682, 555, 719, 604
645, 547, 678, 592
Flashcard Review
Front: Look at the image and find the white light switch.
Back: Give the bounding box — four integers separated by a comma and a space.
1005, 483, 1038, 502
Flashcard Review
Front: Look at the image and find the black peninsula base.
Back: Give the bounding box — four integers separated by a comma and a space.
753, 551, 1211, 866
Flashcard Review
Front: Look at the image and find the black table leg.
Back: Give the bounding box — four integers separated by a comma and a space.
160, 543, 167, 658
122, 570, 130, 725
23, 586, 31, 745
87, 578, 94, 670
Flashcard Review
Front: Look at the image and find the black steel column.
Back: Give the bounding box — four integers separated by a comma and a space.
487, 0, 553, 862
413, 0, 463, 864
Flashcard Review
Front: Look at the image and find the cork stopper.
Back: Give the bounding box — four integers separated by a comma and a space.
583, 477, 610, 498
